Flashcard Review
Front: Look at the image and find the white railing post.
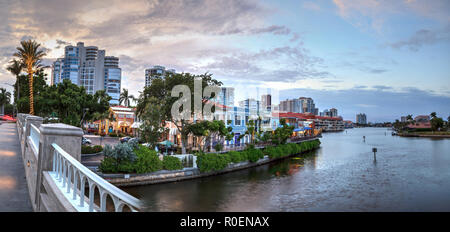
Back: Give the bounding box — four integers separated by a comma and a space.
35, 123, 83, 211
23, 115, 43, 157
49, 143, 141, 212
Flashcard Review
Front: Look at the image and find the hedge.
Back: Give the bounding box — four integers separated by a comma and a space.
81, 145, 103, 154
196, 139, 321, 173
162, 155, 183, 170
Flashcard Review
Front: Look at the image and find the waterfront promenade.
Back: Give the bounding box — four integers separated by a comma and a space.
0, 122, 32, 211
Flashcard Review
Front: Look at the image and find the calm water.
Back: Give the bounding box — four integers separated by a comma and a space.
123, 128, 450, 211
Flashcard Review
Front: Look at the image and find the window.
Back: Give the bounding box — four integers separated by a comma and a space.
235, 115, 241, 126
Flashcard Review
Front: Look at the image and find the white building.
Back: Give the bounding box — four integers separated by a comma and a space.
53, 42, 121, 105
145, 65, 176, 87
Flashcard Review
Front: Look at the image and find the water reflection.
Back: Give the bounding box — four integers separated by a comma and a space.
124, 128, 450, 211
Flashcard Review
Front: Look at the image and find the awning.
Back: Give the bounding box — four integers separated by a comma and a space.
169, 128, 178, 135
293, 128, 304, 132
118, 121, 131, 127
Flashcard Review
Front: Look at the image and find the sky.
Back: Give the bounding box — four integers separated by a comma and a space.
0, 0, 449, 122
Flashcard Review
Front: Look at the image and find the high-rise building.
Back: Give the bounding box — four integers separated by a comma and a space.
261, 94, 272, 111
278, 97, 317, 114
356, 113, 367, 124
145, 65, 176, 87
330, 108, 338, 117
239, 98, 260, 114
51, 58, 64, 85
53, 42, 121, 104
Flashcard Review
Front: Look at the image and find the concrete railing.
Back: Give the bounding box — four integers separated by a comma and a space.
50, 143, 140, 212
16, 114, 141, 212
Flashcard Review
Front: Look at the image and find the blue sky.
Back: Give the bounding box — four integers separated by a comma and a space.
0, 0, 449, 122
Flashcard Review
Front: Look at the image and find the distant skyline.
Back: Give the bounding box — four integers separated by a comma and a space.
0, 0, 449, 122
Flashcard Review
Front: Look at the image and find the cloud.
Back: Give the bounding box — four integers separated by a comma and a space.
372, 85, 392, 91
249, 25, 291, 35
388, 27, 450, 51
332, 0, 450, 32
0, 0, 302, 97
195, 45, 330, 82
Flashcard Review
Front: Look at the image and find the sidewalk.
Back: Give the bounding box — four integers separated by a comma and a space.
0, 122, 32, 211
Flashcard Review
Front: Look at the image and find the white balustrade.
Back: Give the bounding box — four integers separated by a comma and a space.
29, 124, 40, 153
49, 143, 141, 212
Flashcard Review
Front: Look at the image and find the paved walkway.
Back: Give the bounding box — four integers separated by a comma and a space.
0, 122, 32, 211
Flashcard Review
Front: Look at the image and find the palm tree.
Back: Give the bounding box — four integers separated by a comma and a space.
13, 40, 46, 115
6, 59, 24, 102
119, 88, 135, 107
0, 88, 11, 115
430, 112, 437, 119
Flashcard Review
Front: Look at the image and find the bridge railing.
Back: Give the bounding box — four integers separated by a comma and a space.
50, 143, 141, 212
29, 123, 40, 153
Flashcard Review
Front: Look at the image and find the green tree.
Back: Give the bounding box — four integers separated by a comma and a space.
272, 119, 295, 145
138, 96, 166, 148
6, 59, 24, 111
187, 120, 233, 152
13, 40, 46, 115
430, 116, 444, 132
136, 72, 222, 154
119, 88, 135, 107
430, 112, 437, 119
0, 88, 11, 115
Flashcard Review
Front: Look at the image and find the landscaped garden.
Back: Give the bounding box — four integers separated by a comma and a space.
98, 139, 320, 174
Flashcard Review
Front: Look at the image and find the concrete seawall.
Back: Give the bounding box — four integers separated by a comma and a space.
102, 139, 320, 187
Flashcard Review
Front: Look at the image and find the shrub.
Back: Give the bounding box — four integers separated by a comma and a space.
127, 139, 139, 150
214, 143, 224, 152
99, 157, 118, 173
264, 146, 281, 159
247, 148, 264, 162
109, 132, 117, 137
163, 156, 183, 170
81, 145, 103, 154
228, 151, 243, 163
103, 143, 137, 163
81, 145, 92, 154
92, 145, 103, 153
134, 145, 162, 173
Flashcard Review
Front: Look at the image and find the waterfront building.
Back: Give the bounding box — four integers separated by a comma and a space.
356, 113, 367, 125
414, 115, 430, 123
144, 65, 176, 87
277, 112, 342, 134
279, 97, 318, 115
343, 120, 354, 128
330, 108, 338, 117
93, 106, 135, 135
52, 42, 121, 104
261, 94, 272, 111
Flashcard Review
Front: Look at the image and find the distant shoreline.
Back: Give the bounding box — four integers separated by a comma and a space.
398, 133, 450, 138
